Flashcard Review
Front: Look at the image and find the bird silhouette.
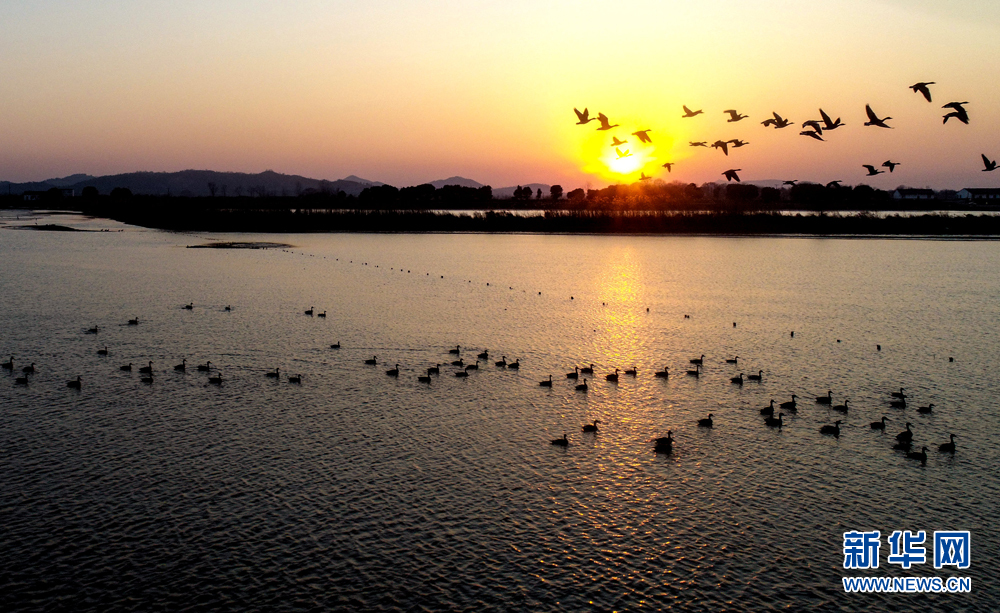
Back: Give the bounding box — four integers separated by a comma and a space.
616, 147, 631, 159
882, 160, 900, 172
639, 172, 651, 181
574, 107, 596, 125
910, 82, 934, 102
662, 162, 674, 172
728, 139, 748, 148
783, 180, 798, 186
682, 105, 703, 118
826, 180, 843, 188
690, 141, 708, 147
863, 165, 885, 176
864, 104, 893, 128
632, 129, 653, 143
819, 109, 845, 130
724, 109, 748, 122
551, 434, 569, 447
596, 113, 619, 131
942, 102, 970, 125
982, 154, 998, 171
711, 140, 730, 156
762, 112, 792, 128
800, 130, 824, 142
722, 169, 742, 182
802, 120, 823, 134
611, 136, 628, 147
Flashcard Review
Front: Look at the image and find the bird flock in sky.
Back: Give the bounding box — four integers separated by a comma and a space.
575, 81, 993, 186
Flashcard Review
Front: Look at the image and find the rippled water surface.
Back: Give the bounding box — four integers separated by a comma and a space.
2, 212, 998, 611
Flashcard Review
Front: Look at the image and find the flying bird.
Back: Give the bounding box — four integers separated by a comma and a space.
942, 102, 970, 125
800, 130, 824, 141
819, 109, 845, 130
864, 104, 893, 128
982, 154, 998, 172
711, 140, 730, 156
783, 180, 798, 186
632, 129, 653, 143
826, 180, 843, 188
910, 82, 935, 102
728, 139, 748, 148
882, 160, 900, 172
639, 172, 651, 181
690, 141, 708, 147
863, 165, 884, 176
724, 109, 748, 122
762, 112, 792, 128
722, 169, 742, 182
596, 113, 619, 131
615, 147, 631, 159
682, 105, 703, 118
611, 136, 628, 147
662, 162, 674, 172
574, 107, 596, 124
802, 120, 823, 134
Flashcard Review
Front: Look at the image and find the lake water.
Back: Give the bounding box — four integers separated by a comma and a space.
1, 211, 998, 611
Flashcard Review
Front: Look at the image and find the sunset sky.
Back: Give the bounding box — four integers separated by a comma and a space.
2, 0, 999, 189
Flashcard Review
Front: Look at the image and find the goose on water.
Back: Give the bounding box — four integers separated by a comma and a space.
580, 364, 594, 374
606, 368, 620, 382
686, 364, 701, 377
653, 431, 673, 453
139, 361, 153, 374
896, 422, 914, 442
832, 399, 849, 414
747, 370, 763, 381
870, 416, 889, 430
816, 390, 833, 404
127, 318, 139, 325
451, 358, 464, 367
890, 398, 907, 409
449, 345, 461, 355
780, 395, 798, 411
725, 356, 739, 364
15, 374, 29, 385
939, 434, 956, 453
2, 356, 13, 370
120, 363, 133, 371
567, 367, 579, 380
386, 364, 400, 377
582, 420, 601, 432
427, 364, 440, 375
690, 355, 705, 365
209, 373, 223, 384
698, 414, 714, 428
465, 360, 479, 371
97, 346, 109, 356
330, 342, 341, 349
508, 359, 520, 370
764, 413, 784, 428
624, 366, 637, 376
184, 303, 194, 310
495, 356, 507, 367
455, 370, 469, 378
892, 440, 912, 452
654, 366, 669, 378
575, 379, 588, 391
67, 376, 82, 389
141, 374, 154, 384
174, 359, 186, 371
197, 361, 212, 371
820, 420, 842, 436
418, 374, 432, 383
760, 400, 776, 416
551, 434, 569, 447
22, 363, 35, 374
304, 307, 314, 315
266, 368, 280, 378
364, 356, 378, 365
539, 375, 553, 387
731, 373, 744, 385
891, 387, 906, 399
917, 403, 934, 414
907, 447, 928, 464
478, 349, 489, 359
288, 374, 302, 383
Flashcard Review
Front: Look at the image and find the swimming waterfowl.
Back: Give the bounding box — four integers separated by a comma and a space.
906, 447, 928, 464
747, 370, 763, 381
606, 368, 620, 382
455, 370, 469, 377
120, 363, 133, 371
86, 326, 100, 334
539, 375, 553, 387
731, 373, 744, 385
465, 360, 479, 371
141, 373, 154, 384
477, 349, 489, 359
624, 366, 637, 376
449, 345, 461, 354
816, 390, 833, 404
890, 398, 907, 409
551, 434, 569, 446
67, 376, 82, 389
686, 364, 701, 377
97, 346, 109, 355
654, 366, 670, 378
508, 359, 520, 370
580, 364, 594, 374
567, 367, 579, 379
575, 379, 588, 391
690, 355, 705, 365
364, 356, 378, 365
266, 368, 280, 378
139, 361, 153, 374
174, 359, 186, 371
208, 373, 223, 384
892, 440, 912, 452
895, 422, 914, 442
870, 416, 889, 430
317, 311, 326, 318
1, 356, 12, 370
582, 420, 601, 432
127, 317, 139, 325
938, 434, 956, 453
764, 413, 784, 428
197, 361, 212, 371
917, 403, 934, 414
304, 307, 314, 315
890, 387, 906, 399
450, 357, 464, 367
331, 342, 341, 349
495, 356, 507, 367
832, 399, 849, 414
386, 364, 400, 377
820, 420, 842, 436
760, 400, 776, 416
22, 363, 35, 374
288, 374, 302, 383
184, 303, 194, 310
427, 364, 440, 375
418, 374, 432, 383
653, 431, 674, 453
725, 356, 738, 364
698, 414, 714, 428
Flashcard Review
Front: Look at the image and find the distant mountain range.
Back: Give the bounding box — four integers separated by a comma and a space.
0, 170, 552, 199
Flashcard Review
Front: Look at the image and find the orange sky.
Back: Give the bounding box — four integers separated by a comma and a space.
1, 0, 999, 189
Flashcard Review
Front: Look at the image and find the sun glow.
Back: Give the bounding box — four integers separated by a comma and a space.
571, 115, 690, 184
